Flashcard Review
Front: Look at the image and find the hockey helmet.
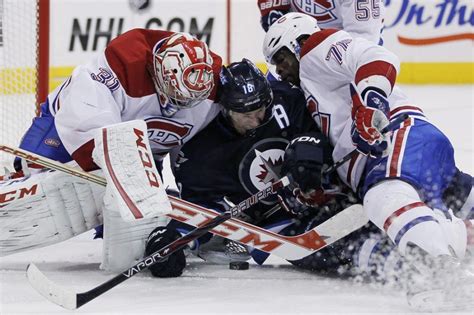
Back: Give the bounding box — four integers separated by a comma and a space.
263, 13, 320, 64
152, 32, 214, 115
219, 58, 273, 113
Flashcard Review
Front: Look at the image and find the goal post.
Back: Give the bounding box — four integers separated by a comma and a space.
0, 0, 50, 170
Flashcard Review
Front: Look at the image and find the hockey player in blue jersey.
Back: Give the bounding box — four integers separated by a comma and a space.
144, 58, 388, 278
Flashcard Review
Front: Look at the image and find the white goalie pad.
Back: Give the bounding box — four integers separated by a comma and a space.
92, 120, 172, 221
100, 203, 169, 272
0, 169, 104, 256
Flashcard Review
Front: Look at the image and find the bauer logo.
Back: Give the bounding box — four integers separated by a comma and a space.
385, 0, 474, 45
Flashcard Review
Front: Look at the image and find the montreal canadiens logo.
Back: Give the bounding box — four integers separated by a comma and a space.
145, 117, 193, 148
238, 138, 288, 205
292, 0, 337, 23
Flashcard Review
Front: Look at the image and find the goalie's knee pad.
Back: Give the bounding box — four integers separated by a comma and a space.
364, 180, 467, 259
145, 226, 186, 278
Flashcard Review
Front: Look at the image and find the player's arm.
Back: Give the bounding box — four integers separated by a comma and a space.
257, 0, 291, 32
53, 54, 125, 171
341, 35, 400, 156
340, 0, 386, 45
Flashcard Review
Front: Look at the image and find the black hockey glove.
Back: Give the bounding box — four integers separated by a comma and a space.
282, 133, 332, 194
145, 226, 186, 278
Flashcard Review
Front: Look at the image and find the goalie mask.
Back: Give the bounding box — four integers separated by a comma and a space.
263, 13, 320, 64
151, 33, 215, 117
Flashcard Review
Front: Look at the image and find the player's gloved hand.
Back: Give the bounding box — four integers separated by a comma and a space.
351, 84, 390, 145
282, 133, 331, 192
277, 188, 308, 215
282, 133, 335, 208
145, 226, 186, 278
292, 186, 344, 207
258, 0, 290, 31
351, 122, 388, 158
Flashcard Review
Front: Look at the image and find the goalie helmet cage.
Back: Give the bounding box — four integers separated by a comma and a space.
0, 0, 49, 169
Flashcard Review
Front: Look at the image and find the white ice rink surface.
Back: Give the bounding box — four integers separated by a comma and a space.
0, 85, 473, 314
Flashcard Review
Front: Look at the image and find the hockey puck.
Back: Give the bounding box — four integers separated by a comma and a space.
229, 261, 249, 270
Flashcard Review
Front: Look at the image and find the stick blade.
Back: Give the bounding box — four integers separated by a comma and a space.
26, 263, 77, 310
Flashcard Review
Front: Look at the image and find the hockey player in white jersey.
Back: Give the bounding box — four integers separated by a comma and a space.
263, 13, 473, 310
258, 0, 385, 82
0, 30, 223, 272
5, 29, 221, 174
258, 0, 385, 44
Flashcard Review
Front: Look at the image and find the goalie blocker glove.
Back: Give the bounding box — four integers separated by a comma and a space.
145, 226, 186, 278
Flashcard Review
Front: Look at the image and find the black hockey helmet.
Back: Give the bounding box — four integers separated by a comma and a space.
219, 58, 273, 113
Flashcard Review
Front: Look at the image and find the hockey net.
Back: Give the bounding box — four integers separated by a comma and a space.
0, 0, 49, 171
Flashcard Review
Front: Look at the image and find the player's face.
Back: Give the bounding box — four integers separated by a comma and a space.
272, 48, 300, 86
228, 106, 267, 135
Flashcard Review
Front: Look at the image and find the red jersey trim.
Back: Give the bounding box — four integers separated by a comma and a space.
355, 61, 398, 89
300, 29, 339, 60
71, 139, 99, 171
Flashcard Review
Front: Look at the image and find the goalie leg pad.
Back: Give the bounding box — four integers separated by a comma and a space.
0, 169, 104, 256
100, 197, 168, 272
92, 120, 172, 222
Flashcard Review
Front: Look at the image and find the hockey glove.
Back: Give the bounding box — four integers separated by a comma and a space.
292, 186, 351, 208
145, 226, 186, 278
282, 133, 332, 194
258, 0, 290, 32
351, 122, 388, 158
351, 84, 390, 145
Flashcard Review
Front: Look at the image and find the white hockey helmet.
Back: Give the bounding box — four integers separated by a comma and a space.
152, 33, 214, 112
263, 13, 320, 64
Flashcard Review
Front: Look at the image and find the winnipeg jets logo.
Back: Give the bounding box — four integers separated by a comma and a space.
291, 0, 337, 23
239, 138, 288, 205
255, 150, 283, 185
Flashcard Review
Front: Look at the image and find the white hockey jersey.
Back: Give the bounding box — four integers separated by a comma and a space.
259, 0, 385, 44
299, 29, 413, 191
47, 29, 222, 171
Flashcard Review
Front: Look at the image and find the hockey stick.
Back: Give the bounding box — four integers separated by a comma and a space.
27, 202, 367, 310
1, 146, 368, 309
323, 113, 409, 175
0, 145, 362, 260
26, 177, 289, 310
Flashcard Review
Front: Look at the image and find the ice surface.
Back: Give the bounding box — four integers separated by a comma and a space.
0, 85, 472, 314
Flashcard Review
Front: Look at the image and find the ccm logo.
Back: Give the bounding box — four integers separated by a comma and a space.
169, 204, 282, 252
134, 128, 160, 188
0, 184, 39, 206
